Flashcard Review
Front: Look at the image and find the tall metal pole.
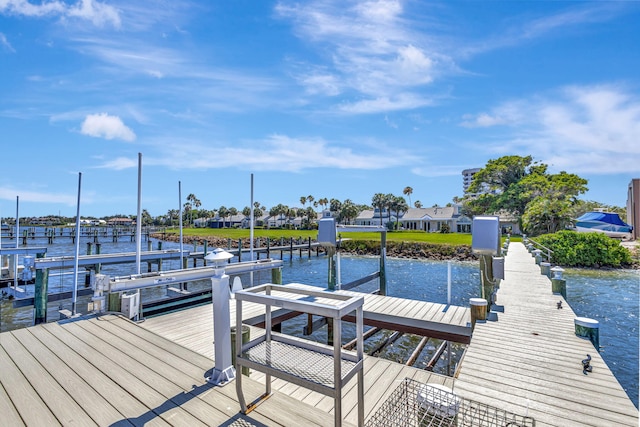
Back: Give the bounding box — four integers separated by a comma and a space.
135, 154, 143, 318
136, 153, 142, 275
249, 173, 254, 286
447, 260, 452, 305
71, 173, 82, 314
14, 196, 19, 290
178, 181, 184, 265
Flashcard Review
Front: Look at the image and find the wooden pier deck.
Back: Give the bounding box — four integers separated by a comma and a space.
454, 242, 638, 427
0, 314, 357, 426
139, 288, 460, 425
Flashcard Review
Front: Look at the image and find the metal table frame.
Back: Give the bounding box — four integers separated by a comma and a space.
234, 284, 365, 426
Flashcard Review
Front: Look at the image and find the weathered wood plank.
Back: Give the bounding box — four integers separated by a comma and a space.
40, 322, 207, 426
0, 378, 27, 426
9, 327, 126, 426
0, 345, 61, 426
455, 242, 638, 427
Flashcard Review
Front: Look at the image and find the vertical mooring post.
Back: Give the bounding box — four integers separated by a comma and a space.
379, 230, 387, 296
551, 266, 566, 300
271, 267, 282, 284
470, 297, 487, 329
479, 254, 495, 308
540, 261, 551, 278
575, 317, 600, 351
34, 254, 49, 325
327, 246, 336, 291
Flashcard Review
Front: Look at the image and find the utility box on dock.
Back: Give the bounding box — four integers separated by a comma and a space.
317, 210, 336, 246
121, 292, 140, 319
471, 216, 500, 256
492, 256, 505, 280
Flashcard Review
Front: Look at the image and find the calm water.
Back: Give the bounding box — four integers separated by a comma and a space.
1, 235, 637, 407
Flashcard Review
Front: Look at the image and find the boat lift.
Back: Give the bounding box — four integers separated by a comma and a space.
91, 250, 283, 387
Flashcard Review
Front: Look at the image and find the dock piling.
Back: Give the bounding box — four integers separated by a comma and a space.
470, 297, 487, 329
575, 317, 600, 351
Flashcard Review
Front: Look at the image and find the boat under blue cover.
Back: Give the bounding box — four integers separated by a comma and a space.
575, 211, 633, 239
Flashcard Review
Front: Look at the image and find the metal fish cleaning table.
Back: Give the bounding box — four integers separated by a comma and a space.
234, 284, 365, 426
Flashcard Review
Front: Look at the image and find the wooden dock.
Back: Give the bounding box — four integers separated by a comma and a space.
0, 314, 359, 426
454, 242, 639, 426
139, 290, 460, 425
2, 242, 637, 426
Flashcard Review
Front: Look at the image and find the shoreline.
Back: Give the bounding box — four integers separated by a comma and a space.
151, 233, 638, 268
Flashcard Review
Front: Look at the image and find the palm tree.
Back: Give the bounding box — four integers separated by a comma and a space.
385, 193, 394, 226
392, 196, 408, 229
229, 207, 238, 227
403, 186, 413, 207
300, 196, 307, 208
186, 193, 201, 224
218, 206, 229, 228
414, 200, 423, 208
183, 202, 192, 226
340, 199, 359, 225
372, 193, 386, 226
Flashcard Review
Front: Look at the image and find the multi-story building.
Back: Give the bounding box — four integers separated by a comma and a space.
462, 168, 481, 194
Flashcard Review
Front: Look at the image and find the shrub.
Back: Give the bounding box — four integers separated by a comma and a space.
536, 230, 632, 268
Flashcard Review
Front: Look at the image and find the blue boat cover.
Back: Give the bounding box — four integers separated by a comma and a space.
576, 212, 630, 227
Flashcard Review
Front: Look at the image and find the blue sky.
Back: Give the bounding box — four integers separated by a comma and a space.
1, 0, 639, 218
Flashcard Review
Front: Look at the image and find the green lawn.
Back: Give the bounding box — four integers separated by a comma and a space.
159, 227, 523, 245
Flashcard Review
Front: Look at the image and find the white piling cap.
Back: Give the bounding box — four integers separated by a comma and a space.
575, 317, 599, 328
205, 247, 233, 265
470, 297, 488, 306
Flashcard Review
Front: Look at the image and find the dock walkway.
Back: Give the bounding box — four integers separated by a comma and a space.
454, 242, 638, 426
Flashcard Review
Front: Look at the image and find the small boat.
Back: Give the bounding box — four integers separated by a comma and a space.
574, 211, 633, 239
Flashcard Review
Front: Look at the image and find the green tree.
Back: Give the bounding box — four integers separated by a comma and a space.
340, 199, 359, 225
414, 200, 423, 208
464, 155, 587, 234
403, 186, 413, 206
330, 198, 342, 214
372, 193, 386, 226
218, 206, 229, 228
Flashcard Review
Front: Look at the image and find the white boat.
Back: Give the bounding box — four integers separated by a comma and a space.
574, 211, 633, 240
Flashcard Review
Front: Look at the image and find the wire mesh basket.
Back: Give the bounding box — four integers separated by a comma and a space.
365, 378, 535, 427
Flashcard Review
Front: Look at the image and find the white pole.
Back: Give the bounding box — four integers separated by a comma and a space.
336, 251, 342, 289
249, 173, 254, 286
135, 154, 143, 319
136, 153, 142, 275
178, 181, 184, 266
72, 173, 82, 315
14, 196, 19, 290
447, 260, 452, 305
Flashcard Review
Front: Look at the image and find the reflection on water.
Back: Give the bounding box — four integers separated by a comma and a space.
1, 237, 637, 407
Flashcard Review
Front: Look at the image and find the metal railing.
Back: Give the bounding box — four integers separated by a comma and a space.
526, 237, 553, 262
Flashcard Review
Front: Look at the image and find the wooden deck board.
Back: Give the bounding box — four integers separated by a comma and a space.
8, 328, 125, 426
0, 315, 354, 427
0, 345, 61, 426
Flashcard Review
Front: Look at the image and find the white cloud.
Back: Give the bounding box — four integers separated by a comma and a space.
0, 0, 120, 28
462, 84, 640, 174
94, 156, 138, 170
80, 113, 136, 141
95, 133, 416, 173
66, 0, 121, 28
0, 186, 78, 206
339, 93, 434, 114
276, 0, 451, 112
0, 32, 15, 52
